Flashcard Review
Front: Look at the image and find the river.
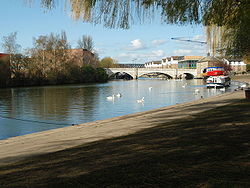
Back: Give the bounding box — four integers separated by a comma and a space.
0, 79, 238, 140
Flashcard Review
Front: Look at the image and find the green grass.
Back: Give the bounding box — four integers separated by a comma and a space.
0, 99, 250, 188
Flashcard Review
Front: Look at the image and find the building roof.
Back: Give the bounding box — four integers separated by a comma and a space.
0, 53, 8, 58
172, 56, 184, 60
183, 56, 203, 60
198, 56, 222, 63
224, 58, 243, 62
146, 61, 161, 64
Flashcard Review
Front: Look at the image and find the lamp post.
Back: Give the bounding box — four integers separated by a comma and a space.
132, 58, 138, 79
132, 58, 137, 68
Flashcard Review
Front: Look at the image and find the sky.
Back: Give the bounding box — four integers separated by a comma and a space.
0, 0, 207, 64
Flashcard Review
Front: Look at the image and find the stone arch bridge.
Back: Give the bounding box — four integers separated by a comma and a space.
105, 68, 198, 79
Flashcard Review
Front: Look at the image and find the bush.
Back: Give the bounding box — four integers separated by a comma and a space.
95, 67, 108, 82
246, 64, 250, 72
80, 65, 96, 83
0, 58, 11, 87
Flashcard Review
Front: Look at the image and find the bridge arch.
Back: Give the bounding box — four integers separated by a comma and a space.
180, 73, 195, 80
110, 72, 133, 80
139, 72, 173, 79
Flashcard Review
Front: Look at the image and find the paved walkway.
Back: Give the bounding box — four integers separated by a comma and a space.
0, 90, 246, 166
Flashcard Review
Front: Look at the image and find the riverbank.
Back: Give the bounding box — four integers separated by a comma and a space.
0, 76, 249, 187
231, 73, 250, 84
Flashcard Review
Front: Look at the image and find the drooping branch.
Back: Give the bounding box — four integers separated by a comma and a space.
26, 0, 250, 58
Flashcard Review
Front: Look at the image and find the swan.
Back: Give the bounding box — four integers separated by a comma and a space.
194, 89, 200, 95
149, 87, 153, 91
210, 86, 217, 92
219, 87, 226, 91
106, 95, 115, 100
137, 97, 144, 103
116, 93, 122, 97
240, 84, 248, 89
182, 83, 188, 88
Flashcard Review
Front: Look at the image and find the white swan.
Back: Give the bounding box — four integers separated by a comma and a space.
137, 97, 144, 103
116, 93, 122, 97
219, 87, 226, 91
182, 83, 188, 88
194, 89, 200, 95
106, 95, 115, 100
240, 84, 247, 89
210, 86, 217, 92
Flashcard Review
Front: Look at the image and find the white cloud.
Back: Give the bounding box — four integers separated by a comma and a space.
173, 49, 192, 55
94, 47, 106, 55
125, 39, 146, 51
151, 39, 166, 46
118, 52, 136, 59
117, 50, 166, 64
152, 50, 165, 57
192, 35, 205, 41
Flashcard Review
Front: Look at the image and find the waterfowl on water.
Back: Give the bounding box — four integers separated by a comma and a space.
137, 97, 144, 103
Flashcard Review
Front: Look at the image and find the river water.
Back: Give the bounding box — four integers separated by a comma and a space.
0, 79, 238, 140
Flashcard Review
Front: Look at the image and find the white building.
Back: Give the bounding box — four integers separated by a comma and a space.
144, 61, 162, 68
161, 56, 180, 69
223, 58, 247, 73
145, 56, 203, 69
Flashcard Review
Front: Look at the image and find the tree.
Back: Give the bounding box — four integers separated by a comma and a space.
1, 32, 21, 54
0, 55, 11, 87
35, 0, 250, 60
246, 64, 250, 72
1, 32, 22, 77
99, 57, 117, 68
11, 54, 30, 79
31, 31, 71, 81
95, 67, 108, 82
77, 35, 94, 52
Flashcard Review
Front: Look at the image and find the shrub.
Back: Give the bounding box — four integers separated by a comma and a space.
246, 64, 250, 72
80, 65, 96, 83
95, 67, 108, 82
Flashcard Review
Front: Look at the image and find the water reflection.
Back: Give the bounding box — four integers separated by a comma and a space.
0, 79, 237, 139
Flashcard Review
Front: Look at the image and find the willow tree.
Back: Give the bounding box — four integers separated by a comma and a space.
35, 0, 250, 60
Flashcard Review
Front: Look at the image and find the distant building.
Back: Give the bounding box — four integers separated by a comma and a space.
196, 55, 247, 76
146, 56, 203, 69
145, 61, 162, 68
161, 56, 180, 69
67, 49, 96, 67
178, 56, 203, 69
0, 53, 9, 58
196, 56, 224, 76
223, 58, 246, 73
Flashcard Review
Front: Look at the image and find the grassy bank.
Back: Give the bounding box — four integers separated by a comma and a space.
0, 98, 249, 187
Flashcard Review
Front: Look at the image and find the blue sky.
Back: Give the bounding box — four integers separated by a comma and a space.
0, 0, 207, 64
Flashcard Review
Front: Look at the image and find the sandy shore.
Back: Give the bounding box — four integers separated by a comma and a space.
0, 75, 249, 166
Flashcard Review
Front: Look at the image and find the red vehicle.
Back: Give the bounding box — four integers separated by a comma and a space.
203, 67, 225, 77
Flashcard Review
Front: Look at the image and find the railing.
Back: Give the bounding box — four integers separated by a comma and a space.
116, 64, 145, 68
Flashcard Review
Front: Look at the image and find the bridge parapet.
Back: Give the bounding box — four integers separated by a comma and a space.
106, 68, 198, 79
